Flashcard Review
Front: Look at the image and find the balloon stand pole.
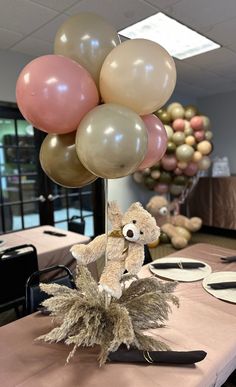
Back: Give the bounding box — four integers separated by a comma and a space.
104, 178, 110, 309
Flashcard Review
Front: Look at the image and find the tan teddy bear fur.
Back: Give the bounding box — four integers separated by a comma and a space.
71, 201, 160, 299
146, 195, 202, 249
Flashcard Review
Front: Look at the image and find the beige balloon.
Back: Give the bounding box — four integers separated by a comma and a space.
100, 39, 176, 115
40, 132, 97, 188
75, 103, 148, 179
164, 125, 174, 140
54, 12, 120, 88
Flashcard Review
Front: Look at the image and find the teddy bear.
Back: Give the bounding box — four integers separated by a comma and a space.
146, 195, 202, 249
70, 201, 160, 299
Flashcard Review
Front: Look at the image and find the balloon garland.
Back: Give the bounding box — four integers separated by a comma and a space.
133, 103, 213, 197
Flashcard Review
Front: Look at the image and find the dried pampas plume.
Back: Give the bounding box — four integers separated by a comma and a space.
37, 266, 179, 366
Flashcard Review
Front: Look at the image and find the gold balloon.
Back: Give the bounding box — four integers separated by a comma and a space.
184, 105, 198, 120
76, 103, 148, 179
205, 130, 213, 140
202, 115, 211, 130
170, 105, 185, 120
100, 39, 176, 115
156, 109, 171, 124
54, 12, 120, 88
167, 102, 182, 114
176, 144, 194, 162
185, 135, 196, 146
198, 156, 211, 170
172, 132, 185, 146
40, 132, 97, 188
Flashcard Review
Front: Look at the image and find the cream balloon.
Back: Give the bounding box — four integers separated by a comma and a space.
205, 130, 213, 140
185, 135, 196, 146
164, 125, 174, 140
100, 39, 176, 115
54, 12, 120, 88
198, 156, 211, 170
202, 116, 211, 130
192, 151, 203, 163
197, 140, 212, 155
75, 103, 148, 179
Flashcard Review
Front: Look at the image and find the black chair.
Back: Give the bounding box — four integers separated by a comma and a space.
143, 245, 153, 265
68, 216, 85, 234
25, 264, 76, 315
0, 244, 38, 317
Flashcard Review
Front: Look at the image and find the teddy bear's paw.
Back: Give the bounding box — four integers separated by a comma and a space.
99, 282, 122, 299
171, 236, 188, 249
189, 217, 202, 232
70, 244, 88, 263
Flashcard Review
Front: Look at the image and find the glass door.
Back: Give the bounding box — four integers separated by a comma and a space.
0, 104, 104, 237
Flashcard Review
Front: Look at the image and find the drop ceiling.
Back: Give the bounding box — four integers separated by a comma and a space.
1, 0, 236, 97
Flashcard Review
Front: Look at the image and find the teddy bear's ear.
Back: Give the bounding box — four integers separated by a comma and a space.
128, 202, 143, 211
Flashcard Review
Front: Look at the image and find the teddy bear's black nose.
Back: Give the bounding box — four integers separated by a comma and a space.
127, 229, 134, 238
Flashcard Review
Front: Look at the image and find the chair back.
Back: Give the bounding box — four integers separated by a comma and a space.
68, 216, 85, 234
26, 264, 75, 314
0, 244, 38, 310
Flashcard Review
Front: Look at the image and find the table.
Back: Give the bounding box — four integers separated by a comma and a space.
0, 225, 97, 280
0, 243, 235, 387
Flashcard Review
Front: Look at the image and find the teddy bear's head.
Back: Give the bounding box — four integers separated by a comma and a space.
146, 196, 170, 226
121, 202, 160, 244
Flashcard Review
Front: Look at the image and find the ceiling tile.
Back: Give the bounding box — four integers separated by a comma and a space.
29, 0, 78, 12
165, 0, 236, 32
31, 14, 68, 42
206, 17, 236, 47
0, 28, 23, 49
184, 48, 236, 70
66, 0, 157, 30
0, 0, 58, 35
11, 37, 53, 57
143, 0, 181, 10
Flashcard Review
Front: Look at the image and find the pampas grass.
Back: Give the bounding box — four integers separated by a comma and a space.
37, 266, 179, 366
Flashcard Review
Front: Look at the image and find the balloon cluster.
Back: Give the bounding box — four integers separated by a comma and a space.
133, 102, 213, 196
15, 13, 176, 188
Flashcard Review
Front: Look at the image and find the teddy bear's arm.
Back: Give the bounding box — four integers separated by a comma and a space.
171, 215, 202, 232
70, 234, 107, 265
108, 201, 123, 229
125, 244, 144, 275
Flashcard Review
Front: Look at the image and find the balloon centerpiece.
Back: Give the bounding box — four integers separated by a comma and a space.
15, 12, 182, 365
133, 102, 213, 201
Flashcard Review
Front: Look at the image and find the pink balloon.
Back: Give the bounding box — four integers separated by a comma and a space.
154, 183, 169, 194
16, 55, 99, 134
172, 118, 185, 131
161, 155, 177, 171
183, 162, 198, 176
194, 130, 205, 142
174, 167, 182, 175
138, 114, 167, 170
190, 116, 204, 131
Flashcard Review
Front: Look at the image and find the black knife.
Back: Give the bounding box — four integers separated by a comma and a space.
221, 256, 236, 263
151, 262, 205, 269
207, 281, 236, 290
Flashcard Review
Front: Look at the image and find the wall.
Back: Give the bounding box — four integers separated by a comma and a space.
197, 90, 236, 174
0, 49, 34, 103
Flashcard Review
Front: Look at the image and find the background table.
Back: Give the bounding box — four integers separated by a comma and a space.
0, 225, 98, 280
0, 243, 235, 387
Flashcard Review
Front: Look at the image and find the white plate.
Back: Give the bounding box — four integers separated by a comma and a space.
202, 271, 236, 304
149, 257, 212, 282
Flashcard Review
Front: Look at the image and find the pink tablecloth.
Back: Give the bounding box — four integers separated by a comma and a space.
0, 225, 97, 280
0, 243, 236, 387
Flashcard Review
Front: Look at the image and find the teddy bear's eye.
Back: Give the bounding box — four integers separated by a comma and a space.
140, 231, 143, 235
132, 220, 136, 224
